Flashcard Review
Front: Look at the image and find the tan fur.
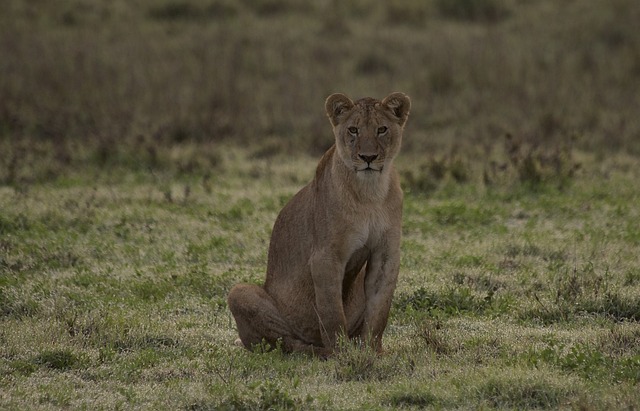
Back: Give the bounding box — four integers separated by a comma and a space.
227, 92, 410, 356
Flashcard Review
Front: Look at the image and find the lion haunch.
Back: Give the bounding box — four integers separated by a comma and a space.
227, 92, 410, 356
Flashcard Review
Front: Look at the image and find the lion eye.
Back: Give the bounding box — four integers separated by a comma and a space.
377, 126, 388, 134
347, 127, 358, 135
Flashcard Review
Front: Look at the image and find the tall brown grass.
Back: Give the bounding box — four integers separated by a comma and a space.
1, 0, 639, 183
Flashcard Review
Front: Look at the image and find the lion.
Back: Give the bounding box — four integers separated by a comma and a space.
227, 92, 410, 357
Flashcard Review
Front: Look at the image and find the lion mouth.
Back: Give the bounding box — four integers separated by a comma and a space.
356, 165, 383, 173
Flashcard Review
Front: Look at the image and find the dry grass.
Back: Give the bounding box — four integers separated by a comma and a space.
1, 0, 640, 179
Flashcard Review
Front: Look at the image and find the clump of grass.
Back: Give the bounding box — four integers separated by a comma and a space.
580, 291, 640, 322
8, 359, 38, 376
148, 2, 203, 21
523, 341, 640, 383
436, 0, 510, 23
524, 290, 640, 324
354, 53, 395, 76
332, 336, 413, 382
242, 0, 308, 16
430, 201, 494, 227
384, 1, 428, 27
415, 318, 451, 354
0, 288, 40, 320
333, 337, 379, 382
148, 1, 238, 21
624, 267, 640, 286
473, 374, 575, 409
521, 256, 640, 324
485, 133, 581, 190
386, 389, 439, 408
32, 349, 85, 371
395, 286, 497, 317
597, 325, 640, 356
402, 152, 470, 194
196, 380, 314, 410
404, 132, 580, 195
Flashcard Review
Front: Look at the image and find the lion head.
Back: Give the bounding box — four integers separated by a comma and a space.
325, 92, 410, 178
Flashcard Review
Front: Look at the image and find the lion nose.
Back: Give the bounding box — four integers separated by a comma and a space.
359, 154, 378, 164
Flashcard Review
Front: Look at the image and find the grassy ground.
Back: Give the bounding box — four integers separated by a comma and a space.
1, 147, 639, 410
2, 0, 640, 409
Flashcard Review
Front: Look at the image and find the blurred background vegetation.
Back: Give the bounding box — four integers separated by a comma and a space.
1, 0, 639, 184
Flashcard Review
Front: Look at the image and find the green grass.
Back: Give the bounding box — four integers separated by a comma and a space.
1, 146, 640, 409
2, 0, 640, 409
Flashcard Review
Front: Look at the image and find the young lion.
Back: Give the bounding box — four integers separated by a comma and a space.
227, 92, 410, 356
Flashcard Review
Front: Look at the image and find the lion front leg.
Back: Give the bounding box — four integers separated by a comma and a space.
359, 244, 401, 352
309, 251, 349, 351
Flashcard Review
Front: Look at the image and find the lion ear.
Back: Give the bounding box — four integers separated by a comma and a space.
382, 92, 411, 127
325, 93, 354, 127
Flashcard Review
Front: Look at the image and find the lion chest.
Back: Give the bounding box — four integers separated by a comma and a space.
341, 206, 392, 261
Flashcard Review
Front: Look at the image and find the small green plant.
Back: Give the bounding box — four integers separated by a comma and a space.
32, 349, 84, 371
396, 286, 493, 317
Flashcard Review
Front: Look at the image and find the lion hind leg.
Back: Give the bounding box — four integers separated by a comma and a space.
227, 283, 330, 357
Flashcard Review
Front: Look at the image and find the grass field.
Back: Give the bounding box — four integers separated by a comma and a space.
2, 0, 640, 409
